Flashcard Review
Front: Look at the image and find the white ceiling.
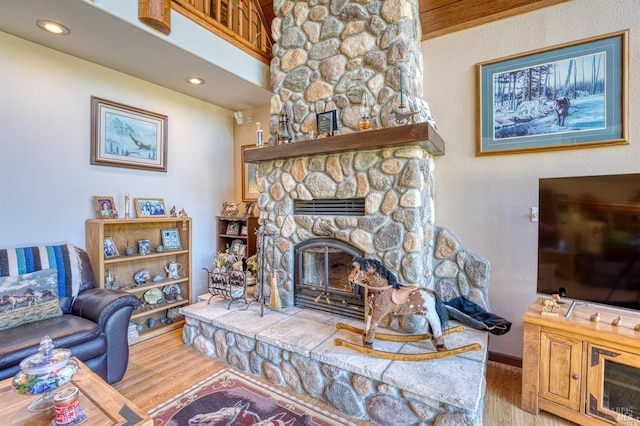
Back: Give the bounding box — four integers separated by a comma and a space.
0, 0, 271, 111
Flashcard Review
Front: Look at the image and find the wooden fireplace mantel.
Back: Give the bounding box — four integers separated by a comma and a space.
242, 122, 445, 164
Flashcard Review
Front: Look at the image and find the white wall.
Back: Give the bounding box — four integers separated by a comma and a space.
423, 0, 640, 358
0, 32, 236, 299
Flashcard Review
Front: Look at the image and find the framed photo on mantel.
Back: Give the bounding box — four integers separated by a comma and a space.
316, 110, 337, 137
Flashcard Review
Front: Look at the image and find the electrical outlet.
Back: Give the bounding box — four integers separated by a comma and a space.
531, 207, 539, 222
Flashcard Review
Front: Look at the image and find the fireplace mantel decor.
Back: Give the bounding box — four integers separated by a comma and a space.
243, 122, 444, 164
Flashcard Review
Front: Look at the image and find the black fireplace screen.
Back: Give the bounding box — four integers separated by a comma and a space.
294, 238, 364, 319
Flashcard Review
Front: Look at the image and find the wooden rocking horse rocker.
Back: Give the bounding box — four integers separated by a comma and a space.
334, 257, 481, 361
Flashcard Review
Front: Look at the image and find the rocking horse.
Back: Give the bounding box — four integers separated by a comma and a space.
333, 257, 481, 361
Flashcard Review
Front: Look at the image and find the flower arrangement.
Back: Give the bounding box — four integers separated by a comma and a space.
213, 251, 236, 272
245, 255, 259, 275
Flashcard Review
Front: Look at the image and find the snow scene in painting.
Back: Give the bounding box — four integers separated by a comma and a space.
104, 112, 158, 161
493, 52, 606, 140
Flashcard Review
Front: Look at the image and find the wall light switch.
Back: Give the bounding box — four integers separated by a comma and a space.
531, 207, 539, 222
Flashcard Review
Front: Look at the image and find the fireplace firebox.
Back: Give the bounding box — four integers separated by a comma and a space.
294, 238, 364, 319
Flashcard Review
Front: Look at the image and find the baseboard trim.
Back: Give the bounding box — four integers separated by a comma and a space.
488, 351, 522, 368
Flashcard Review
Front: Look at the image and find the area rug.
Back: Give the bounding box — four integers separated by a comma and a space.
148, 368, 356, 425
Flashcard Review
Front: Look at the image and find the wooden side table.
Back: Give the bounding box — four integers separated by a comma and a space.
0, 358, 152, 425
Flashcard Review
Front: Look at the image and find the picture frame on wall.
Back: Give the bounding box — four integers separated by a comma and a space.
241, 145, 259, 201
134, 197, 167, 217
477, 30, 628, 156
90, 96, 168, 172
93, 196, 118, 219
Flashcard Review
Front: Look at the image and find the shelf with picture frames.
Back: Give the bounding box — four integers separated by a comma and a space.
216, 215, 259, 258
85, 217, 192, 344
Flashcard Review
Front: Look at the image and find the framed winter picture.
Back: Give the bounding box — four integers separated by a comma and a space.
90, 96, 168, 171
477, 30, 628, 156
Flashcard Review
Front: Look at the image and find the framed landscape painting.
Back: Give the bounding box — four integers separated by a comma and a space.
477, 30, 628, 156
241, 145, 259, 201
90, 96, 168, 171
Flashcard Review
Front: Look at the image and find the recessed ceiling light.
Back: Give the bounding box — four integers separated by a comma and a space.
36, 20, 71, 36
186, 77, 205, 85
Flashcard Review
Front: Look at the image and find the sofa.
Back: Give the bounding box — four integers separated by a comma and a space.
0, 244, 139, 384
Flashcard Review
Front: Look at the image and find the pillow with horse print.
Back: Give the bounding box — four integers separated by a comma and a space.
0, 269, 63, 331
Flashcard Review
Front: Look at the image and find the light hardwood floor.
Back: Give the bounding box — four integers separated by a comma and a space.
114, 330, 576, 425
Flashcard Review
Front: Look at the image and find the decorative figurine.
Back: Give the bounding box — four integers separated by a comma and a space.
634, 324, 640, 332
590, 312, 600, 322
170, 205, 177, 217
612, 316, 622, 327
221, 202, 238, 217
179, 208, 189, 230
540, 296, 559, 314
134, 269, 151, 285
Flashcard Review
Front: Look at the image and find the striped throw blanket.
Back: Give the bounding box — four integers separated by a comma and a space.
0, 244, 82, 300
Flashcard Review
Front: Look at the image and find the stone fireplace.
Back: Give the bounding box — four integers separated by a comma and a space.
249, 0, 491, 321
182, 2, 493, 424
249, 137, 491, 327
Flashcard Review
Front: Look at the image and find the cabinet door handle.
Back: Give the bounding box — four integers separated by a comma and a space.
572, 374, 579, 380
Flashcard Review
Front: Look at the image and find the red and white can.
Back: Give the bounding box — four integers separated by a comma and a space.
54, 386, 80, 424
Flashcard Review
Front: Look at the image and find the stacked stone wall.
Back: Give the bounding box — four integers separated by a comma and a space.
258, 146, 435, 309
269, 0, 429, 142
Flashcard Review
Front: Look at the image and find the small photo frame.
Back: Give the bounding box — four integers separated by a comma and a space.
138, 239, 150, 255
134, 198, 167, 217
243, 201, 256, 217
226, 222, 240, 235
229, 239, 243, 256
240, 225, 248, 236
93, 196, 118, 219
161, 228, 182, 250
316, 110, 338, 137
103, 237, 119, 258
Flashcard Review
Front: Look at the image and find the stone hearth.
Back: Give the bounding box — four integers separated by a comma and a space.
182, 297, 488, 425
249, 138, 491, 325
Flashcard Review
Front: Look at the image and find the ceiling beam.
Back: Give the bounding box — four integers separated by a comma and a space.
419, 0, 570, 40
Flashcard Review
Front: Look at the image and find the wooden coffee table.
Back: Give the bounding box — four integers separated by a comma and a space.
0, 358, 152, 425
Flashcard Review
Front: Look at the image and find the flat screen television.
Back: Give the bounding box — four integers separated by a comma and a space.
538, 173, 640, 311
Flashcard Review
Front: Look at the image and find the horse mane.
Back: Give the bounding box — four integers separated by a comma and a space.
353, 257, 402, 289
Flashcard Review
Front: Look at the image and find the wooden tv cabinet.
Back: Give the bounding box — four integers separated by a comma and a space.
522, 298, 640, 425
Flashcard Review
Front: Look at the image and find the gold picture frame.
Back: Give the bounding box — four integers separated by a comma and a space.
477, 30, 628, 155
241, 145, 259, 201
134, 197, 167, 217
93, 196, 118, 219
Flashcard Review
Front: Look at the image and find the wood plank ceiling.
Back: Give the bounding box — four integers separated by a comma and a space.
255, 0, 569, 41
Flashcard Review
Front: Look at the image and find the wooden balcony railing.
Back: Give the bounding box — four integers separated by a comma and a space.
172, 0, 272, 64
